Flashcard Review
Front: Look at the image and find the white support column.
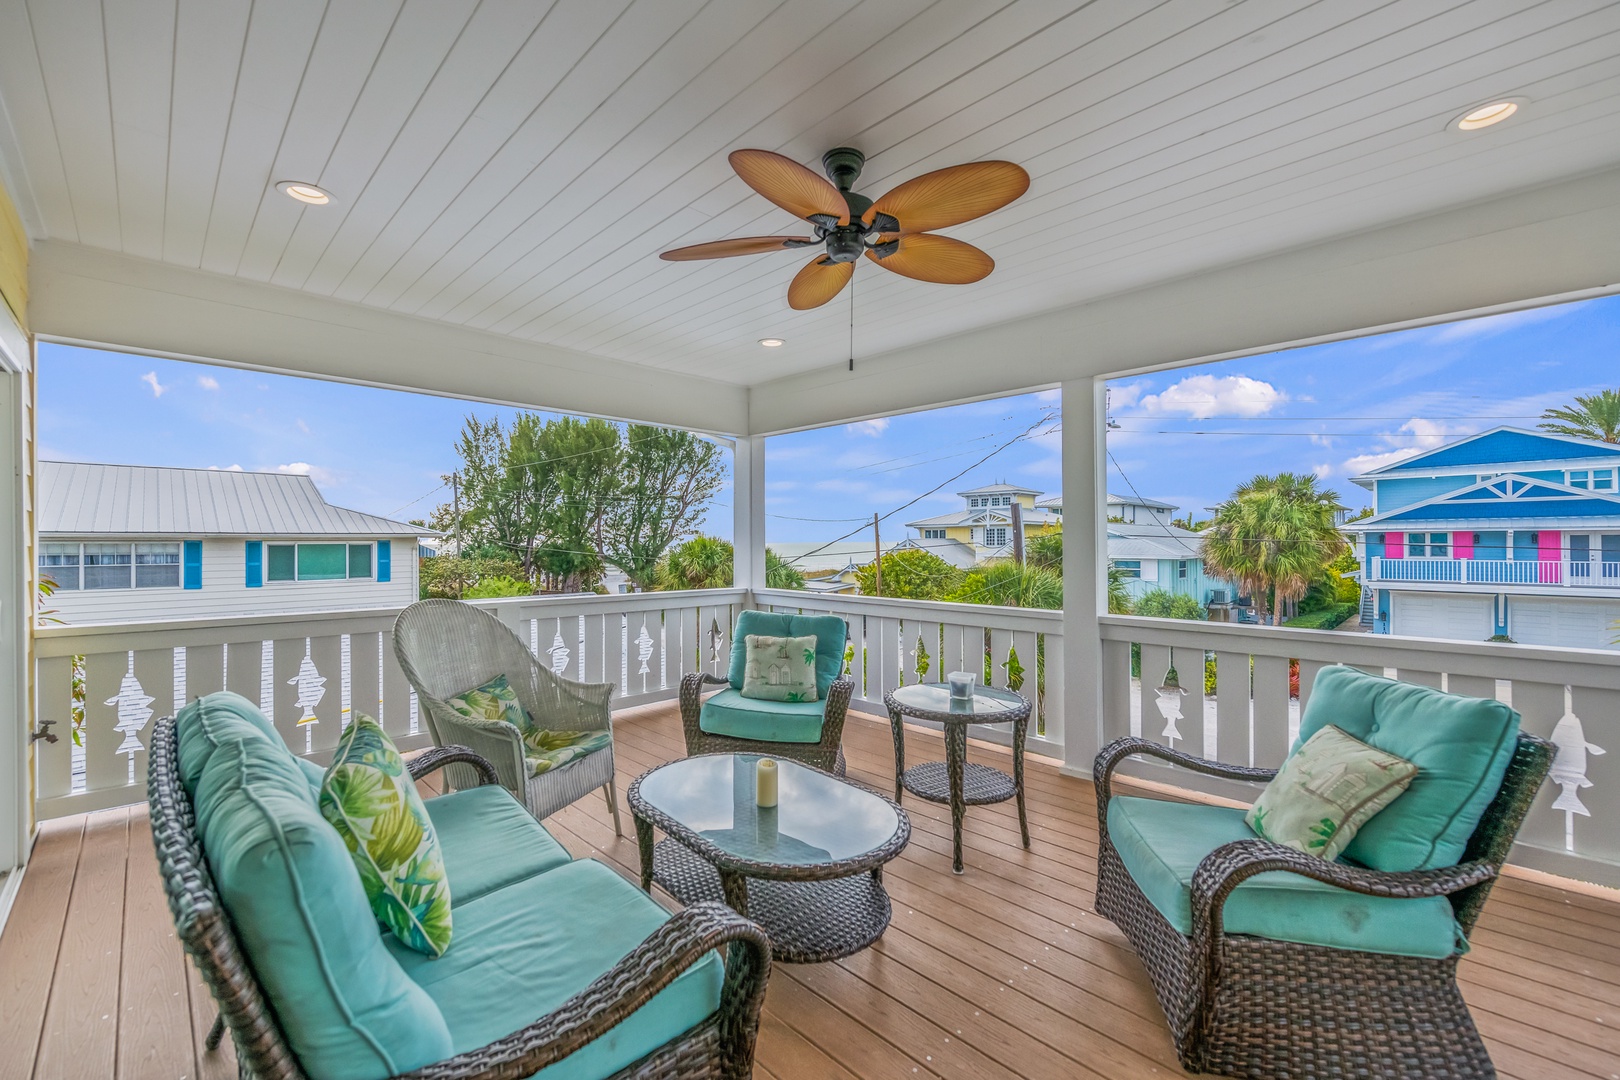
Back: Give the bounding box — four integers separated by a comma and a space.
1060, 379, 1107, 775
732, 435, 767, 601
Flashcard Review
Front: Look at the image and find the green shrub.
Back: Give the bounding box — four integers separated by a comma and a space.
1133, 588, 1206, 621
1283, 603, 1357, 630
463, 574, 533, 599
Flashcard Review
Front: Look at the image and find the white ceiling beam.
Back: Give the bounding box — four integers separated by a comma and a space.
748, 166, 1620, 434
27, 241, 748, 435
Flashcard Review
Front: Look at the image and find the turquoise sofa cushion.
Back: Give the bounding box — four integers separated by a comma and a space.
699, 688, 825, 744
1297, 666, 1520, 872
190, 734, 452, 1080
388, 859, 723, 1080
176, 691, 289, 792
294, 754, 327, 797
1108, 796, 1465, 960
423, 784, 573, 905
728, 611, 845, 699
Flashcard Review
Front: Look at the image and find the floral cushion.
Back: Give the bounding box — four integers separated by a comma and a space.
740, 634, 819, 703
1246, 724, 1418, 861
523, 728, 613, 777
320, 714, 453, 957
444, 674, 530, 730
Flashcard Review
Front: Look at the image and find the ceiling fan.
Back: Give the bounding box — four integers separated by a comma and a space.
660, 147, 1030, 310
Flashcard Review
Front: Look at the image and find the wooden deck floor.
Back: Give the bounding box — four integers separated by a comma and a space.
2, 702, 1618, 1080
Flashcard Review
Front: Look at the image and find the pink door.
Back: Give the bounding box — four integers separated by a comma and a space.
1538, 530, 1562, 583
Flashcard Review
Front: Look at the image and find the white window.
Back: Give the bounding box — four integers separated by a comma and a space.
1115, 560, 1141, 579
40, 542, 80, 590
44, 542, 182, 590
983, 527, 1008, 546
135, 543, 182, 588
921, 528, 946, 539
1570, 468, 1617, 490
1408, 532, 1448, 557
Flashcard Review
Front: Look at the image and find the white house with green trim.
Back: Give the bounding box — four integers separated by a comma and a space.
38, 462, 429, 624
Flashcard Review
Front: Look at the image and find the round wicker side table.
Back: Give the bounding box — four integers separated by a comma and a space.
885, 682, 1030, 875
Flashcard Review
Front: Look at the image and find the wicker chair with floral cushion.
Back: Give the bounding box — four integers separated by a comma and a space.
394, 598, 621, 833
1094, 665, 1554, 1079
680, 610, 853, 775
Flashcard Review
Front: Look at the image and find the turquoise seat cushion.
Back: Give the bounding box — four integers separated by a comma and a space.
294, 754, 327, 798
698, 688, 825, 744
190, 734, 452, 1080
1107, 796, 1465, 959
728, 611, 846, 698
176, 691, 293, 793
423, 785, 573, 905
1297, 665, 1520, 872
388, 859, 723, 1080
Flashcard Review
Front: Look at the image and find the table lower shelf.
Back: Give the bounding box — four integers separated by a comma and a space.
651, 839, 892, 964
901, 760, 1017, 805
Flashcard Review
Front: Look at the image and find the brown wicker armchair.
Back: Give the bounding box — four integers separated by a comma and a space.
147, 715, 772, 1080
1093, 734, 1554, 1080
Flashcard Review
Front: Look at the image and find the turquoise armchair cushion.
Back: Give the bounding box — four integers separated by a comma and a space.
699, 688, 826, 744
190, 733, 452, 1080
728, 611, 846, 699
388, 859, 723, 1080
423, 785, 573, 905
176, 691, 289, 791
1297, 666, 1520, 872
1108, 796, 1464, 959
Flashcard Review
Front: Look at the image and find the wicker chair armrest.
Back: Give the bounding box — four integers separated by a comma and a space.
1093, 736, 1276, 826
400, 901, 771, 1080
682, 671, 731, 692
817, 675, 855, 747
420, 703, 528, 792
407, 746, 499, 786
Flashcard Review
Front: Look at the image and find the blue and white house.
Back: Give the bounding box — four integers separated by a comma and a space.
1344, 428, 1620, 649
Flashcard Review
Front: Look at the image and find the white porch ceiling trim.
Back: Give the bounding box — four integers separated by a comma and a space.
749, 165, 1620, 434
26, 241, 748, 435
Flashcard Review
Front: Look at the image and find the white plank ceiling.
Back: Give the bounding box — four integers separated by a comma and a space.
2, 0, 1619, 386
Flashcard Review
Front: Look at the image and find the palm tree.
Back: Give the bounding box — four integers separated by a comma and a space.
1106, 563, 1133, 615
948, 560, 1063, 609
1201, 473, 1346, 625
1539, 389, 1620, 443
659, 536, 733, 590
764, 547, 805, 590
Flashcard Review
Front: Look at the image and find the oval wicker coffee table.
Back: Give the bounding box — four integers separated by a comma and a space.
886, 682, 1031, 875
629, 753, 910, 964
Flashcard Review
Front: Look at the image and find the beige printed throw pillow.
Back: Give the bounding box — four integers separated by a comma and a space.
1246, 724, 1418, 861
740, 633, 820, 703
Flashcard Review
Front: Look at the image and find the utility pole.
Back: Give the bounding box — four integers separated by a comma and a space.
452, 473, 462, 600
873, 513, 882, 597
1011, 499, 1025, 565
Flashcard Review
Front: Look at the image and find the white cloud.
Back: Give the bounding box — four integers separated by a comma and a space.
1339, 419, 1461, 475
276, 461, 338, 487
1132, 375, 1286, 419
850, 417, 889, 437
197, 374, 220, 390
141, 371, 166, 397
208, 464, 245, 472
296, 418, 312, 435
1035, 388, 1061, 403
1430, 305, 1574, 343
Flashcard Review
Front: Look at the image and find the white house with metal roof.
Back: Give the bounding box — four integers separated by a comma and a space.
39, 462, 429, 624
905, 483, 1060, 561
1036, 492, 1177, 525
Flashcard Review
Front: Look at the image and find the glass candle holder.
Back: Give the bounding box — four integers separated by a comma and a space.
948, 671, 976, 700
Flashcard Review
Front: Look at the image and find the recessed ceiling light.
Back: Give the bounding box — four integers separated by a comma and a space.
758, 338, 785, 347
276, 180, 332, 205
1453, 100, 1521, 131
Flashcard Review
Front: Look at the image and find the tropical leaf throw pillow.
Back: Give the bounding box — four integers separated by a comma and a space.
1246, 724, 1418, 861
445, 673, 531, 731
740, 633, 820, 703
319, 714, 453, 957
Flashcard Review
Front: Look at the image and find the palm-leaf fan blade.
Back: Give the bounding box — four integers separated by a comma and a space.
864, 161, 1029, 233
866, 233, 993, 283
729, 149, 850, 224
660, 236, 813, 261
787, 256, 854, 310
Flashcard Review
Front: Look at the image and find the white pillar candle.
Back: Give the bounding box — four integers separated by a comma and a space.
756, 758, 779, 807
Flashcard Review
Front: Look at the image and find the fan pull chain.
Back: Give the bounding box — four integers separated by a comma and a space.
848, 268, 856, 372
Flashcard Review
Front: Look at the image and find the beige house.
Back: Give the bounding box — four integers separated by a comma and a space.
905, 484, 1059, 560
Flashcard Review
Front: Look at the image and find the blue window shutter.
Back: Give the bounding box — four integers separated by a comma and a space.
183, 541, 203, 590
245, 541, 263, 588
377, 540, 391, 583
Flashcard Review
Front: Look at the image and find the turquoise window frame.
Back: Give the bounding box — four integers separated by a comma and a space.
263, 541, 380, 581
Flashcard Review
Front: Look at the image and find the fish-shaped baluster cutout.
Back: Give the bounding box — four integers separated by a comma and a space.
106, 658, 155, 784
709, 616, 727, 672
635, 618, 655, 677
288, 643, 327, 726
547, 620, 571, 675
1549, 707, 1605, 849
1153, 666, 1187, 746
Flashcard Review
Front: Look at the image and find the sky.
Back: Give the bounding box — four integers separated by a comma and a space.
37, 291, 1620, 547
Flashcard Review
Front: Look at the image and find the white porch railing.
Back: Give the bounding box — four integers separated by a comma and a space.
31, 589, 744, 819
1370, 556, 1620, 587
751, 588, 1064, 759
1099, 614, 1620, 887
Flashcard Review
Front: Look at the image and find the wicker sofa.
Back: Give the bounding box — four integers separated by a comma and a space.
149, 691, 770, 1080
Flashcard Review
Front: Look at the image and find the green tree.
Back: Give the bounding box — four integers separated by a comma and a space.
947, 560, 1062, 609
659, 536, 734, 590
852, 548, 965, 599
531, 417, 621, 593
1200, 472, 1346, 625
602, 426, 725, 590
1107, 563, 1133, 615
463, 574, 534, 599
1025, 529, 1063, 572
765, 548, 805, 590
1133, 588, 1206, 620
1539, 389, 1620, 443
1170, 514, 1209, 531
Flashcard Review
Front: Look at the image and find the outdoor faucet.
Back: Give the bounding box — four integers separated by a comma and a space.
29, 719, 58, 744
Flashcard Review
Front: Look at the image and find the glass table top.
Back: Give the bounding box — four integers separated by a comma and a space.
888, 681, 1025, 718
635, 755, 902, 867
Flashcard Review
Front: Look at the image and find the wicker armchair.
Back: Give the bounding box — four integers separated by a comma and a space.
1094, 734, 1554, 1079
147, 717, 772, 1080
394, 599, 621, 833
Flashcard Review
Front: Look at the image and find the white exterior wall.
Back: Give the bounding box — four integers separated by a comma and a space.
44, 536, 418, 624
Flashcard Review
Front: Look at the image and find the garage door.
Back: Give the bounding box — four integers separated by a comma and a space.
1510, 598, 1620, 651
1392, 594, 1494, 641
